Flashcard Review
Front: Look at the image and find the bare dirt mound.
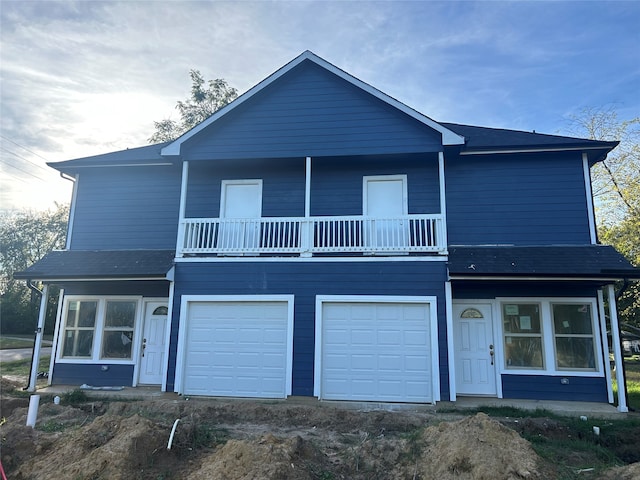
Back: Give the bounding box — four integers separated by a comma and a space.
417, 412, 543, 479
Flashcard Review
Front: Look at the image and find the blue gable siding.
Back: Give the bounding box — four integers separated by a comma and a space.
182, 61, 443, 160
446, 152, 591, 245
70, 165, 181, 250
167, 261, 449, 399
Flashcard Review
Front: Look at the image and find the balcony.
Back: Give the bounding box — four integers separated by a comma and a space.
178, 214, 446, 256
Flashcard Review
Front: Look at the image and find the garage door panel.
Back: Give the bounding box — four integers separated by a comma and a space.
183, 300, 289, 398
321, 301, 433, 403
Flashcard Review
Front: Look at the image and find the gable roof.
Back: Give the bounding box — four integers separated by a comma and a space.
448, 245, 640, 281
13, 250, 175, 281
160, 50, 466, 157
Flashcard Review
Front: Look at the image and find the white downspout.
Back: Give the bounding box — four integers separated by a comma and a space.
28, 283, 49, 392
607, 284, 628, 412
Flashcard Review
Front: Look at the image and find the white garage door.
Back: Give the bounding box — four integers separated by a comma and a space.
183, 301, 290, 398
320, 302, 433, 402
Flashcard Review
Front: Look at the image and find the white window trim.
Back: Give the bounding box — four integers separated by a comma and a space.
175, 295, 295, 396
495, 297, 604, 377
56, 296, 143, 364
362, 174, 408, 216
314, 295, 440, 402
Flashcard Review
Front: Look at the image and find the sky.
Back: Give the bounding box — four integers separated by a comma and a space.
1, 0, 639, 211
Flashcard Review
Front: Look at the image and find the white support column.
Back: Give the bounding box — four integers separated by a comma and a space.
438, 152, 449, 253
48, 288, 65, 386
28, 284, 49, 392
301, 156, 312, 257
175, 161, 189, 257
607, 284, 628, 412
445, 281, 456, 401
597, 289, 614, 403
65, 174, 79, 250
583, 153, 597, 244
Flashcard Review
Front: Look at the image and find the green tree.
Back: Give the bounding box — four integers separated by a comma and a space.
0, 204, 69, 334
566, 107, 640, 327
149, 70, 238, 143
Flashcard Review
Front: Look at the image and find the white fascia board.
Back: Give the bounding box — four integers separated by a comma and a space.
161, 51, 464, 157
459, 145, 608, 156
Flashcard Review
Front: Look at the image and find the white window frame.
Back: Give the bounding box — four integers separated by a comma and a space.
551, 302, 598, 372
495, 297, 604, 377
501, 302, 545, 370
57, 296, 143, 364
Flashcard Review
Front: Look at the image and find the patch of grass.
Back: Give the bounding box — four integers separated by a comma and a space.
613, 358, 640, 411
0, 337, 34, 349
37, 420, 69, 433
62, 389, 89, 405
0, 356, 51, 376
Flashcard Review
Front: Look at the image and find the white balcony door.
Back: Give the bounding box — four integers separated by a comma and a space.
363, 175, 408, 249
219, 180, 262, 250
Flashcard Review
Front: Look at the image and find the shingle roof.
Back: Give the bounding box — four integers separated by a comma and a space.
441, 122, 618, 152
48, 142, 172, 174
13, 250, 175, 281
448, 245, 640, 280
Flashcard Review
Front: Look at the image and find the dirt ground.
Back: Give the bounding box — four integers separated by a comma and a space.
0, 377, 638, 480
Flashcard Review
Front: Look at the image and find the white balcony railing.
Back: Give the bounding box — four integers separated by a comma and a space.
179, 215, 445, 256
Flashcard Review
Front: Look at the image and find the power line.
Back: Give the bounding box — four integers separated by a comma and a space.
1, 149, 52, 183
0, 134, 50, 162
0, 145, 52, 174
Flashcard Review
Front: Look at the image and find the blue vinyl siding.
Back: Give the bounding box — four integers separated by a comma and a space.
70, 165, 181, 250
446, 153, 591, 245
502, 375, 607, 402
311, 154, 441, 216
182, 61, 442, 160
168, 261, 449, 398
185, 154, 441, 219
186, 159, 305, 218
51, 363, 134, 387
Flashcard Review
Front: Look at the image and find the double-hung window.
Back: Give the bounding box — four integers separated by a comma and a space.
552, 303, 596, 370
61, 297, 139, 361
502, 303, 544, 369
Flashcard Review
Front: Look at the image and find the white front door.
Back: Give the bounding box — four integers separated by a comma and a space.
453, 303, 497, 396
363, 175, 408, 249
138, 302, 168, 385
219, 180, 262, 251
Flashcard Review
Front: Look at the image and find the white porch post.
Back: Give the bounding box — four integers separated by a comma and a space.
175, 161, 189, 258
301, 156, 312, 257
438, 152, 449, 253
582, 153, 597, 244
445, 281, 456, 401
597, 289, 614, 403
48, 287, 65, 385
607, 284, 628, 412
28, 284, 49, 392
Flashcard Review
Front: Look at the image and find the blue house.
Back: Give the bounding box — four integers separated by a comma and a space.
17, 51, 640, 411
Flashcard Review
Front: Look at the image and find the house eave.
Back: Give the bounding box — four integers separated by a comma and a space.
448, 275, 627, 283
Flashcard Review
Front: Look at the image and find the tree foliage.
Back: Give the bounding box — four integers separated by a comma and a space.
566, 107, 640, 328
0, 204, 69, 334
149, 70, 238, 143
566, 106, 640, 226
